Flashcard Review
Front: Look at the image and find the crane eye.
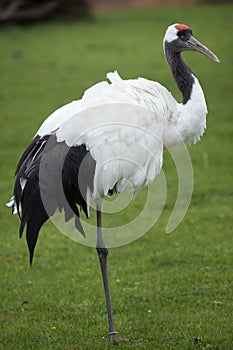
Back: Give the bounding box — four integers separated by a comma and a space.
177, 29, 192, 41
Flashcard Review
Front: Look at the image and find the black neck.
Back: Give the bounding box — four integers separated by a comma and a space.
164, 41, 195, 104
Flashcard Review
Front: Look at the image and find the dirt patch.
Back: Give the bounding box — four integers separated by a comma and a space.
87, 0, 196, 12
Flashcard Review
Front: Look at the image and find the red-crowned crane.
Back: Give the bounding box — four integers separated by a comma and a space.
7, 24, 219, 343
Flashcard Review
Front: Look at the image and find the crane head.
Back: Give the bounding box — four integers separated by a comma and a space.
164, 23, 220, 63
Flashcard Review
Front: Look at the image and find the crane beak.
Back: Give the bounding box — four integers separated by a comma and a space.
187, 36, 220, 63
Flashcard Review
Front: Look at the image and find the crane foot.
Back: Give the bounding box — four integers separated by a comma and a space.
109, 332, 119, 344
108, 332, 139, 345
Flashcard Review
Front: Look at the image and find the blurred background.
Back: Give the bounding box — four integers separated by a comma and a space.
0, 0, 231, 23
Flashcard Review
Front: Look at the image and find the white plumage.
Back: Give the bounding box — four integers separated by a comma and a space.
35, 70, 206, 204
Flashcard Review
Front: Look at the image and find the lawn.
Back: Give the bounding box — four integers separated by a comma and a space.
0, 4, 233, 350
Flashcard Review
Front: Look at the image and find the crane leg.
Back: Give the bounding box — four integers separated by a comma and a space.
96, 204, 118, 344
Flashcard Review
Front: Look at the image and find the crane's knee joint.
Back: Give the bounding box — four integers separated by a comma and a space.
96, 247, 108, 258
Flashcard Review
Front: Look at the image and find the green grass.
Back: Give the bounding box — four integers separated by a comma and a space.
1, 4, 233, 349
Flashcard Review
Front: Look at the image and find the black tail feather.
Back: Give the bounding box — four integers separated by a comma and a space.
26, 203, 48, 265
13, 134, 96, 263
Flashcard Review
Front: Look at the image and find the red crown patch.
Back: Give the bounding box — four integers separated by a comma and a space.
175, 24, 191, 31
